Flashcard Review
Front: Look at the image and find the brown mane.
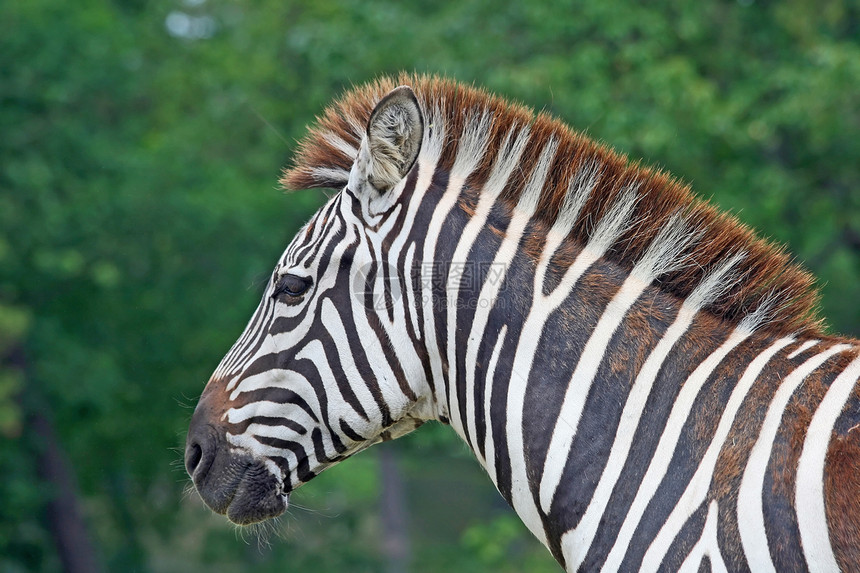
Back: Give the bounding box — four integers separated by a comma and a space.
281, 73, 825, 338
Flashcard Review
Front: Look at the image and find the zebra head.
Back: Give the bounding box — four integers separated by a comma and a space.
185, 86, 431, 525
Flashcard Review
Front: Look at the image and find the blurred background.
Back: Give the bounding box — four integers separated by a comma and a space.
1, 0, 858, 571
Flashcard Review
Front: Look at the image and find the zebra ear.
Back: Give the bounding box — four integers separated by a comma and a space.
351, 86, 424, 195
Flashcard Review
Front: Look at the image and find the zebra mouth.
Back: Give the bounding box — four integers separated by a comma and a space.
186, 426, 288, 525
221, 461, 289, 525
194, 455, 288, 525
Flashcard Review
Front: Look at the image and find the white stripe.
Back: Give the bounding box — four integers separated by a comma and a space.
516, 137, 558, 215
796, 352, 860, 572
445, 125, 531, 437
461, 139, 555, 454
344, 239, 416, 414
788, 339, 819, 359
403, 241, 421, 339
677, 500, 728, 573
482, 124, 531, 201
449, 110, 493, 177
552, 158, 600, 232
226, 431, 294, 459
602, 327, 752, 572
226, 400, 317, 427
244, 420, 315, 442
463, 210, 530, 457
685, 252, 747, 311
309, 166, 351, 184
587, 182, 639, 254
481, 325, 508, 485
737, 343, 850, 572
420, 114, 490, 419
323, 133, 359, 160
640, 337, 794, 571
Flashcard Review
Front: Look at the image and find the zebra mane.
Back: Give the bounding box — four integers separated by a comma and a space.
281, 73, 824, 338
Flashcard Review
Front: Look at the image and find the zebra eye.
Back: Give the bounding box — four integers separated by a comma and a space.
272, 273, 312, 300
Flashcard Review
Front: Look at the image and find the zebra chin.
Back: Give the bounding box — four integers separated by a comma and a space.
185, 425, 288, 525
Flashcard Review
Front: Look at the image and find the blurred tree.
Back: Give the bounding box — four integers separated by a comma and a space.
1, 0, 856, 571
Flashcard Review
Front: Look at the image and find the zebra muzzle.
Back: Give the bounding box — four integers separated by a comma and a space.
185, 422, 287, 525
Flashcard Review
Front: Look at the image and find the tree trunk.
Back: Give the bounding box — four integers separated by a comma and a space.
13, 343, 101, 573
379, 446, 411, 573
30, 407, 101, 573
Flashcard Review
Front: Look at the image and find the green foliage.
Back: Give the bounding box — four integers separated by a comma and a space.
1, 0, 857, 571
462, 515, 559, 573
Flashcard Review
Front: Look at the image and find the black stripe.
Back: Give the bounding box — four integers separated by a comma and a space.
340, 418, 367, 442
455, 209, 513, 450
232, 416, 307, 436
236, 386, 319, 424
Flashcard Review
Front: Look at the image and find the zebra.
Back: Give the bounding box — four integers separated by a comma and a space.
185, 75, 860, 572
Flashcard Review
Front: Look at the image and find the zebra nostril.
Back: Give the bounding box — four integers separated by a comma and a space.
184, 425, 218, 484
185, 442, 203, 476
